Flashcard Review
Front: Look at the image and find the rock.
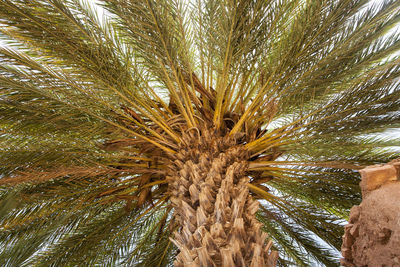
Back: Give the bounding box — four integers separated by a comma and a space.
342, 233, 354, 248
340, 258, 356, 267
342, 182, 400, 266
377, 227, 392, 245
349, 224, 359, 238
389, 161, 400, 178
359, 165, 397, 196
344, 223, 353, 230
348, 205, 360, 224
342, 248, 353, 260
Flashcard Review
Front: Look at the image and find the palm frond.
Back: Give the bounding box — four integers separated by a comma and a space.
0, 0, 399, 265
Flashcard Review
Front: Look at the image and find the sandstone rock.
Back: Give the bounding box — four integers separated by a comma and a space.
342, 232, 354, 248
359, 165, 397, 196
349, 224, 358, 238
348, 205, 360, 224
341, 248, 353, 260
340, 258, 355, 267
389, 161, 400, 178
341, 182, 400, 266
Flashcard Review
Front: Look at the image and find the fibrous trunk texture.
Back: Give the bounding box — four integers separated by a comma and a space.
167, 128, 278, 267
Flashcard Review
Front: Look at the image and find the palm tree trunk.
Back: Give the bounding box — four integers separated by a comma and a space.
168, 128, 278, 266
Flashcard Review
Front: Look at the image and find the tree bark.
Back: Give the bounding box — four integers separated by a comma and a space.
167, 129, 278, 266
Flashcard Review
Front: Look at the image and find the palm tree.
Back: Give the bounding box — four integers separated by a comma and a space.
0, 0, 399, 265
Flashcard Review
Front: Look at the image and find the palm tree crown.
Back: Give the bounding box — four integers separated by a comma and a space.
0, 0, 399, 266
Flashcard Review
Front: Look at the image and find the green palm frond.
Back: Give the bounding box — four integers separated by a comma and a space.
1, 0, 399, 265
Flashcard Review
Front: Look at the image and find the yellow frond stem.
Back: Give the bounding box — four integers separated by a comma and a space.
142, 179, 168, 188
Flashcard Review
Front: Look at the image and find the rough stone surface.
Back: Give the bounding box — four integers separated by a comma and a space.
341, 182, 400, 266
390, 161, 400, 177
359, 164, 397, 197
